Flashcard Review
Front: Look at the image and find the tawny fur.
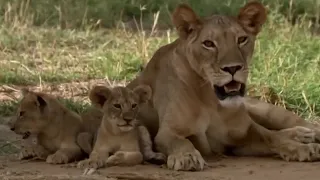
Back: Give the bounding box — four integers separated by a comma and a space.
77, 85, 165, 170
125, 1, 320, 171
11, 89, 84, 164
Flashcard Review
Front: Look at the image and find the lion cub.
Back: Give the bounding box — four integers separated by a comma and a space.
77, 85, 165, 169
10, 89, 83, 164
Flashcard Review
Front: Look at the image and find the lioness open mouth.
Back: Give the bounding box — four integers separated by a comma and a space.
214, 80, 246, 100
22, 132, 31, 139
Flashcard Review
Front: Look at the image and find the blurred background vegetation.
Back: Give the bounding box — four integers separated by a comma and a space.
0, 0, 319, 29
0, 0, 319, 119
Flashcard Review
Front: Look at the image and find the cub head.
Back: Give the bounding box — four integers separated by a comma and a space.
172, 1, 267, 103
89, 85, 151, 133
10, 89, 50, 139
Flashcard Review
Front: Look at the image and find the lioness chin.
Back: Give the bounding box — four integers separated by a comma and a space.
77, 85, 166, 170
10, 89, 84, 164
126, 1, 320, 171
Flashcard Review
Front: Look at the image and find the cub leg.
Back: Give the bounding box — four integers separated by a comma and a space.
19, 144, 50, 160
137, 125, 166, 164
77, 132, 94, 155
106, 151, 143, 166
77, 136, 110, 169
46, 142, 82, 164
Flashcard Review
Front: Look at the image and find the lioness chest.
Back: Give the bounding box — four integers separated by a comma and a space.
205, 103, 251, 150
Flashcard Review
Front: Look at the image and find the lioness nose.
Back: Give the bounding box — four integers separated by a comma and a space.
10, 127, 15, 131
221, 65, 243, 75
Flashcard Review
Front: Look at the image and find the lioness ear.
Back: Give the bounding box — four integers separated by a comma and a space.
89, 85, 112, 109
237, 1, 267, 35
133, 85, 152, 104
172, 3, 202, 39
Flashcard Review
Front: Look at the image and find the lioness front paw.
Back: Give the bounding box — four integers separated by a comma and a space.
280, 126, 316, 143
167, 149, 206, 171
77, 159, 105, 169
278, 142, 320, 162
46, 151, 69, 164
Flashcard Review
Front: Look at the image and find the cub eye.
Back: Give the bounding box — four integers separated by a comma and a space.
131, 103, 137, 109
237, 36, 248, 45
202, 40, 215, 48
19, 111, 25, 117
113, 104, 121, 109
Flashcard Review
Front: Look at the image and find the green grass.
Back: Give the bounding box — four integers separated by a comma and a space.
0, 0, 319, 120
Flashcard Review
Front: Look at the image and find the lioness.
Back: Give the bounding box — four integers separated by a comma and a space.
10, 89, 84, 164
77, 85, 165, 169
126, 1, 320, 171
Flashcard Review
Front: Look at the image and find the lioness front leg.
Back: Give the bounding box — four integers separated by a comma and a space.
46, 143, 82, 164
155, 127, 206, 171
19, 144, 50, 160
106, 151, 143, 166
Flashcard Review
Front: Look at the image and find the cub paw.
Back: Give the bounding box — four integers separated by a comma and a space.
46, 151, 69, 164
280, 126, 316, 143
167, 149, 206, 171
77, 159, 105, 169
147, 152, 167, 165
18, 147, 36, 160
106, 152, 125, 166
279, 142, 320, 162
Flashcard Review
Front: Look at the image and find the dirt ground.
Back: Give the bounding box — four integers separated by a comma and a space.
0, 124, 319, 180
0, 154, 320, 180
1, 112, 320, 180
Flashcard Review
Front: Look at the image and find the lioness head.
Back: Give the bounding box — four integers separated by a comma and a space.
89, 85, 151, 133
11, 89, 50, 139
172, 1, 267, 102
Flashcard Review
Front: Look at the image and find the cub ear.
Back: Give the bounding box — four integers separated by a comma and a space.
89, 85, 112, 109
172, 3, 202, 39
133, 85, 152, 104
237, 1, 267, 35
35, 94, 47, 112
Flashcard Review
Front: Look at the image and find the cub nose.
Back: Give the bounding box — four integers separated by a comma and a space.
123, 117, 133, 123
221, 65, 243, 75
10, 127, 15, 131
123, 112, 134, 123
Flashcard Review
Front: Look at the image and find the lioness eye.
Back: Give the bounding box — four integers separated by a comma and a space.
113, 104, 121, 109
237, 36, 248, 45
202, 40, 215, 48
132, 104, 137, 109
